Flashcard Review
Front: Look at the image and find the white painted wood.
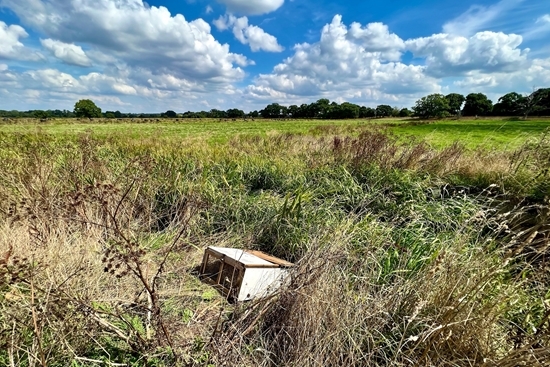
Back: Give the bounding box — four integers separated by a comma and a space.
208, 246, 273, 266
202, 246, 292, 301
238, 267, 289, 301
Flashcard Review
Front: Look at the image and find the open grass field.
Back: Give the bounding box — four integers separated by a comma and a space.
1, 116, 549, 149
0, 118, 549, 366
390, 117, 550, 149
0, 118, 368, 144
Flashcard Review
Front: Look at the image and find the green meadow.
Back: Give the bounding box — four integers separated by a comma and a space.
389, 117, 550, 149
2, 117, 549, 148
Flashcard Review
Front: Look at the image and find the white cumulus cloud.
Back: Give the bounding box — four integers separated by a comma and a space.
0, 0, 250, 85
214, 15, 283, 52
0, 0, 255, 111
0, 64, 18, 86
26, 69, 83, 92
1, 0, 548, 112
0, 21, 43, 61
41, 39, 92, 67
0, 63, 248, 111
347, 22, 405, 61
452, 57, 550, 93
245, 15, 439, 105
406, 31, 528, 77
215, 0, 284, 15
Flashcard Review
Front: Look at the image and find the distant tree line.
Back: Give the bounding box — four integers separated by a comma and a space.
0, 109, 75, 119
0, 108, 163, 119
253, 89, 549, 120
412, 89, 550, 119
179, 89, 547, 120
254, 99, 413, 119
176, 102, 409, 119
1, 88, 548, 120
131, 88, 550, 119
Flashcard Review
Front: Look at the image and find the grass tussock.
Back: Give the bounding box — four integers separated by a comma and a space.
0, 127, 548, 366
214, 212, 549, 366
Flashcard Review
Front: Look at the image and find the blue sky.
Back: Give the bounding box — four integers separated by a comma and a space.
0, 0, 549, 112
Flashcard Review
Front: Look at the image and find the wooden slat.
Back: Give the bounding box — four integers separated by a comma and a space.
243, 263, 280, 269
200, 252, 209, 274
203, 248, 244, 270
216, 261, 224, 284
247, 250, 294, 267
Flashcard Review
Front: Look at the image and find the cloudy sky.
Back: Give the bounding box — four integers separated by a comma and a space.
0, 0, 549, 112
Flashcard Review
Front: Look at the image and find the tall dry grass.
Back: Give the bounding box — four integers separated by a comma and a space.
0, 128, 548, 366
211, 200, 549, 366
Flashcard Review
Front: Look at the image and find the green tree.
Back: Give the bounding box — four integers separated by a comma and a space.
359, 106, 376, 118
492, 92, 526, 116
299, 103, 313, 118
412, 94, 450, 118
445, 93, 465, 115
535, 88, 550, 116
33, 110, 51, 119
375, 105, 393, 118
390, 107, 401, 117
288, 105, 300, 118
74, 99, 102, 118
280, 105, 289, 118
261, 103, 285, 118
522, 88, 550, 118
209, 109, 226, 118
339, 102, 360, 119
226, 108, 245, 118
315, 98, 331, 118
325, 102, 360, 119
399, 108, 411, 117
162, 110, 177, 118
182, 111, 196, 118
462, 93, 493, 116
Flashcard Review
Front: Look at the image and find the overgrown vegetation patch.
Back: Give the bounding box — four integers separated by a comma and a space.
0, 125, 548, 366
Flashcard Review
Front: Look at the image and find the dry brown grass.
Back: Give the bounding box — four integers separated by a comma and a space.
211, 228, 549, 367
0, 168, 225, 365
0, 128, 548, 366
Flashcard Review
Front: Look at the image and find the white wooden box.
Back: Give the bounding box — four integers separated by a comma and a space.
199, 246, 293, 301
